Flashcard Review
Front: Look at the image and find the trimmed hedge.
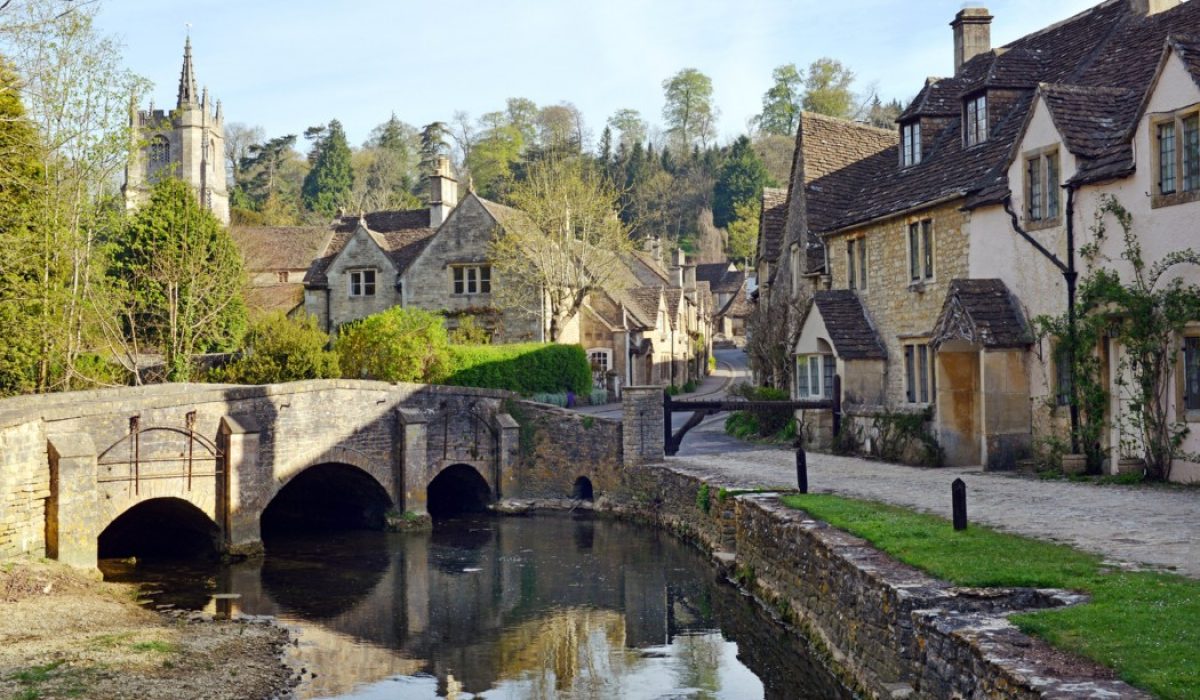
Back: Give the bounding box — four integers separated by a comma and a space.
444, 343, 591, 395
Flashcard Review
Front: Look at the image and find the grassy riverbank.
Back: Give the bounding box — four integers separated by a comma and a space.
0, 560, 293, 700
781, 494, 1199, 700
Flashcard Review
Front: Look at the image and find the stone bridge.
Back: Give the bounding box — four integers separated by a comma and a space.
0, 380, 623, 569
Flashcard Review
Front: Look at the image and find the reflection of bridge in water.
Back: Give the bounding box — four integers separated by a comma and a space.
171, 517, 850, 699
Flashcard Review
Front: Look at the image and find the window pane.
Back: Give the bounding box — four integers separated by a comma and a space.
919, 345, 929, 403
1161, 122, 1177, 194
922, 220, 933, 279
905, 345, 916, 402
796, 357, 809, 397
846, 240, 856, 289
467, 267, 477, 294
1047, 154, 1060, 219
453, 267, 464, 294
1056, 345, 1073, 406
1027, 158, 1042, 220
480, 266, 491, 293
823, 355, 835, 400
1184, 115, 1200, 192
364, 270, 375, 295
858, 239, 868, 290
809, 357, 820, 396
908, 224, 920, 282
1186, 337, 1200, 411
350, 271, 361, 297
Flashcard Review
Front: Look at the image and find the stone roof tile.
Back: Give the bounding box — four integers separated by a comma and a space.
813, 290, 886, 360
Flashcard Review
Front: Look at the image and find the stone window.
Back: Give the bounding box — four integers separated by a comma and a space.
1153, 108, 1200, 207
904, 343, 935, 403
1054, 342, 1073, 407
1024, 148, 1060, 226
964, 93, 988, 146
588, 349, 611, 373
901, 122, 921, 167
452, 265, 491, 295
789, 244, 802, 297
795, 354, 834, 399
1182, 335, 1200, 418
349, 269, 376, 297
277, 271, 289, 284
148, 135, 170, 177
847, 237, 867, 291
907, 220, 934, 284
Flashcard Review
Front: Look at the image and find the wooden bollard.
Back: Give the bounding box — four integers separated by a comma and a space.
952, 478, 967, 531
796, 446, 808, 494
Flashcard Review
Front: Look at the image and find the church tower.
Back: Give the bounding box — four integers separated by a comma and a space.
125, 38, 230, 225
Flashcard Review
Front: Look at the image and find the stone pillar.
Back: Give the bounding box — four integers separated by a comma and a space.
46, 433, 98, 569
397, 409, 429, 515
219, 416, 263, 557
623, 386, 665, 466
494, 413, 520, 499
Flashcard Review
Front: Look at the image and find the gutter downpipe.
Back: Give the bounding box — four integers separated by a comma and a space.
1002, 188, 1079, 454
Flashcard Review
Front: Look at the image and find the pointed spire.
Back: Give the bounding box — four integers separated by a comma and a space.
177, 36, 198, 107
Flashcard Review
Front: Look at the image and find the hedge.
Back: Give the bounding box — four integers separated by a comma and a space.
443, 343, 591, 395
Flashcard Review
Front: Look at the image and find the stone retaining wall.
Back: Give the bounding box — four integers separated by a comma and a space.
0, 420, 48, 558
607, 462, 1148, 700
508, 400, 622, 498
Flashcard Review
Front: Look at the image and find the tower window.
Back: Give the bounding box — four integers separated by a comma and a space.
148, 136, 170, 176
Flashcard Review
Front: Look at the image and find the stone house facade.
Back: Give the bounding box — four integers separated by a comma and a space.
762, 0, 1200, 481
125, 38, 229, 225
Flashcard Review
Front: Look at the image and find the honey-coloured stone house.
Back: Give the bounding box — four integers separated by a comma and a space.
761, 0, 1200, 481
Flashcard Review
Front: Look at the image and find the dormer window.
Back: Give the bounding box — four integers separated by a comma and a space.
964, 94, 988, 146
901, 122, 922, 167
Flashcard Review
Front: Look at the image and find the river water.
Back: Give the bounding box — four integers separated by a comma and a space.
102, 515, 851, 699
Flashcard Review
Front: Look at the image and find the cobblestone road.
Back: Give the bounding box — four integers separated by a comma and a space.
670, 446, 1200, 579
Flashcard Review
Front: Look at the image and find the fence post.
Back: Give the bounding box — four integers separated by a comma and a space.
795, 440, 808, 494
952, 478, 968, 531
831, 374, 842, 438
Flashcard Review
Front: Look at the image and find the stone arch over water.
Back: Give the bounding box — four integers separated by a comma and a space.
572, 476, 595, 501
426, 463, 492, 518
260, 463, 393, 543
97, 497, 220, 561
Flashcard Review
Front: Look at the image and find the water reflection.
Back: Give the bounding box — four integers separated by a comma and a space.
102, 516, 851, 699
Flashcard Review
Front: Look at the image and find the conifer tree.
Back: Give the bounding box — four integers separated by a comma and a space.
712, 136, 769, 229
302, 119, 353, 217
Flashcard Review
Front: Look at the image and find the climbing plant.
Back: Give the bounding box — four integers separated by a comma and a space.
1032, 307, 1110, 474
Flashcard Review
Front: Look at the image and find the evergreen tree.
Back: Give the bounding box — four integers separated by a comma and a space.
110, 178, 246, 381
302, 119, 354, 217
712, 136, 768, 229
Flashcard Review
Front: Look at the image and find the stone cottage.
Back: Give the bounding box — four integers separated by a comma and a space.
761, 0, 1200, 481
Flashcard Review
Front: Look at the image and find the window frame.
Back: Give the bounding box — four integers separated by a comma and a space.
901, 121, 922, 167
903, 342, 935, 404
795, 353, 835, 400
451, 264, 492, 295
846, 237, 867, 291
1023, 147, 1061, 228
1054, 342, 1074, 407
588, 348, 612, 374
1153, 107, 1200, 208
906, 219, 934, 285
1179, 333, 1200, 422
348, 268, 377, 298
964, 93, 988, 147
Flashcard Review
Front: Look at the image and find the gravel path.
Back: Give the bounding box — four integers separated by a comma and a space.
670, 447, 1200, 578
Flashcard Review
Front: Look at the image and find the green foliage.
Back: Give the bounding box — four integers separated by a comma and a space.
725, 199, 760, 265
531, 392, 569, 407
782, 494, 1200, 699
661, 68, 717, 150
666, 384, 681, 396
448, 315, 492, 345
214, 312, 338, 384
802, 58, 856, 119
236, 134, 305, 224
110, 178, 246, 381
682, 380, 698, 393
871, 408, 944, 467
713, 136, 768, 229
756, 63, 803, 136
589, 389, 608, 405
696, 482, 711, 514
334, 307, 450, 382
302, 119, 354, 217
444, 343, 591, 395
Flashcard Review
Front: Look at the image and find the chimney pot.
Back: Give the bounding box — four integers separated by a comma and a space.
951, 7, 993, 75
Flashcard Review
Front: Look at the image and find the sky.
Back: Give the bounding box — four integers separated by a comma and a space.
93, 0, 1104, 149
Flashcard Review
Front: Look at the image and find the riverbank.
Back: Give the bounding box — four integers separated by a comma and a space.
0, 559, 295, 700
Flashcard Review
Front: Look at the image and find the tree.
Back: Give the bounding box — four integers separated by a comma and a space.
607, 108, 647, 150
302, 119, 353, 217
662, 68, 717, 151
109, 178, 246, 382
505, 97, 539, 147
745, 294, 807, 390
236, 133, 307, 224
334, 307, 451, 382
712, 135, 768, 229
419, 121, 451, 172
757, 63, 803, 136
725, 199, 760, 267
861, 94, 904, 129
214, 312, 338, 384
491, 157, 634, 342
537, 102, 586, 153
223, 122, 265, 190
802, 58, 856, 119
353, 114, 422, 211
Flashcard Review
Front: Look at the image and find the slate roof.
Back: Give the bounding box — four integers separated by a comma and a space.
695, 263, 744, 294
758, 187, 789, 262
664, 289, 684, 331
812, 290, 886, 360
931, 279, 1032, 349
230, 226, 328, 272
624, 287, 664, 329
304, 210, 436, 288
718, 285, 752, 319
804, 0, 1200, 235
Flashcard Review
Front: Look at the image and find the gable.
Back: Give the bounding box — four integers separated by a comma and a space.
403, 194, 499, 280
327, 225, 398, 279
1144, 48, 1200, 118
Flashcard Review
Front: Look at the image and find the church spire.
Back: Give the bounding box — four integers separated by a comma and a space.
176, 36, 198, 107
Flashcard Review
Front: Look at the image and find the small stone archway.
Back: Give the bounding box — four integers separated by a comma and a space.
426, 463, 492, 519
572, 476, 595, 501
260, 462, 394, 543
97, 497, 220, 561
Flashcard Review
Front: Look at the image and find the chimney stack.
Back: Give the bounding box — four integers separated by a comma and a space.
428, 156, 458, 228
952, 7, 993, 74
1129, 0, 1180, 15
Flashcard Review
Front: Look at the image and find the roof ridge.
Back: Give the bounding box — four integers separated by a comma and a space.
801, 110, 896, 136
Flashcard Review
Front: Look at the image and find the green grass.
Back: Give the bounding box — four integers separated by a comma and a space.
130, 640, 179, 654
781, 494, 1200, 699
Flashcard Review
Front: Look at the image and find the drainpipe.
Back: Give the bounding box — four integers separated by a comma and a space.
1003, 187, 1080, 454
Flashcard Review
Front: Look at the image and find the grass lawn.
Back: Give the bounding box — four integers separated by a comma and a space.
780, 494, 1200, 700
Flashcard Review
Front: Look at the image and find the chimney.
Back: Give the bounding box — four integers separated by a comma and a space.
1129, 0, 1180, 15
428, 156, 458, 228
951, 7, 993, 74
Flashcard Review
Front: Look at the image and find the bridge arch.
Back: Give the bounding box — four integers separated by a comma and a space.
426, 463, 492, 519
98, 497, 220, 561
260, 462, 393, 543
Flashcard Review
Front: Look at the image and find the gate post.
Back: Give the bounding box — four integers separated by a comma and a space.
622, 387, 665, 466
218, 416, 263, 557
396, 409, 429, 516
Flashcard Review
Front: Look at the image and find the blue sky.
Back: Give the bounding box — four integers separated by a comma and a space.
94, 0, 1102, 148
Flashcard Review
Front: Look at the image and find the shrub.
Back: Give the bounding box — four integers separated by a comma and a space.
589, 388, 609, 405
214, 313, 338, 384
445, 343, 590, 394
335, 307, 450, 382
682, 380, 698, 393
531, 392, 569, 407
